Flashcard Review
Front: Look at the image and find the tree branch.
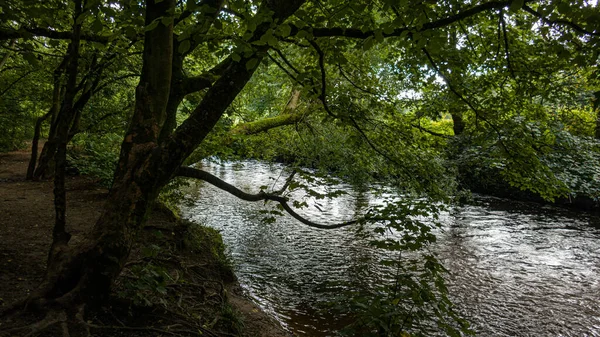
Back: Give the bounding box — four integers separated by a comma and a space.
0, 70, 33, 97
307, 39, 333, 117
522, 5, 600, 37
177, 166, 361, 229
180, 57, 232, 95
422, 47, 515, 156
267, 52, 299, 82
411, 122, 452, 138
0, 27, 110, 42
499, 9, 516, 79
295, 0, 519, 39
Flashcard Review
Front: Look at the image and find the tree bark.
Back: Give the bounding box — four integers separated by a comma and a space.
27, 58, 67, 180
49, 0, 84, 261
26, 111, 52, 180
16, 0, 307, 328
33, 52, 107, 179
231, 88, 304, 135
451, 111, 465, 136
593, 90, 599, 139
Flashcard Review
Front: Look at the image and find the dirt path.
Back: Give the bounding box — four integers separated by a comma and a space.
0, 148, 291, 336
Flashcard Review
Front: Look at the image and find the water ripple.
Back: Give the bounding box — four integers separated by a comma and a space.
181, 160, 600, 337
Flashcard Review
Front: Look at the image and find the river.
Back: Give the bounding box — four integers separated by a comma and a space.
180, 160, 600, 336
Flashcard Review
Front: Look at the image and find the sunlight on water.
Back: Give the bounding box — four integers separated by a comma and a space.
181, 160, 600, 337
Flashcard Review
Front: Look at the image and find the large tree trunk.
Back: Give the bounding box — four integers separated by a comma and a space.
6, 1, 306, 333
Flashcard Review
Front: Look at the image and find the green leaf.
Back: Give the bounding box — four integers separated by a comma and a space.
383, 25, 395, 35
145, 19, 160, 32
23, 53, 39, 67
178, 40, 191, 54
48, 39, 60, 48
91, 19, 103, 33
75, 12, 88, 25
557, 2, 571, 14
186, 0, 197, 10
213, 19, 222, 30
297, 29, 310, 39
509, 0, 524, 12
374, 29, 384, 43
278, 23, 291, 37
231, 53, 241, 62
246, 58, 259, 70
363, 35, 375, 50
161, 16, 173, 26
266, 35, 278, 46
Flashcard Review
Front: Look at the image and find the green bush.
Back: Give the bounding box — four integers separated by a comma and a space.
67, 132, 121, 186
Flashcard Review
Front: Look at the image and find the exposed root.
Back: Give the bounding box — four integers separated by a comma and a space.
1, 309, 67, 337
86, 323, 200, 337
0, 290, 49, 319
75, 304, 90, 337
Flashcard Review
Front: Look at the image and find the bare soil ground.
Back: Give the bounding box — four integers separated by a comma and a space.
0, 148, 291, 337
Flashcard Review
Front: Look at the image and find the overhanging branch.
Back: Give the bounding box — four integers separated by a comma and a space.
522, 5, 600, 37
0, 27, 110, 43
294, 0, 519, 40
176, 166, 361, 229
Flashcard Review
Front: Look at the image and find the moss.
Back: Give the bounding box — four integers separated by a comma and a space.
111, 214, 238, 335
182, 221, 236, 282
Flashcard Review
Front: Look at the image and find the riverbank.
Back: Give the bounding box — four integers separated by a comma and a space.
0, 148, 291, 337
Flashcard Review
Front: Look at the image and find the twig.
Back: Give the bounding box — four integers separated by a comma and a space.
499, 9, 516, 79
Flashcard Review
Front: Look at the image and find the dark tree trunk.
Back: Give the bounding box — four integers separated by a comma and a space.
33, 53, 106, 180
10, 1, 307, 331
593, 90, 599, 139
451, 111, 465, 136
48, 0, 84, 262
41, 0, 178, 305
27, 58, 67, 180
34, 116, 60, 179
27, 112, 52, 180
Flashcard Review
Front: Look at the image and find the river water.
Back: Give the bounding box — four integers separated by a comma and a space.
180, 160, 600, 336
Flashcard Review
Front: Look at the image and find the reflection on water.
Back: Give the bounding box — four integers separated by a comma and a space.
180, 160, 600, 336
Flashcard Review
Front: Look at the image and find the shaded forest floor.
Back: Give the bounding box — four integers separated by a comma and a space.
0, 147, 291, 337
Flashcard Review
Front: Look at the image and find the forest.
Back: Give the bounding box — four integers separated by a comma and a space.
0, 0, 599, 336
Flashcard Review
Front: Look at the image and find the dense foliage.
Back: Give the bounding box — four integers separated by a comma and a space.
1, 0, 599, 335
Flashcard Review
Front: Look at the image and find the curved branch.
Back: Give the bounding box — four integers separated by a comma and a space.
308, 39, 333, 117
411, 122, 452, 138
295, 0, 520, 39
176, 166, 361, 229
180, 57, 232, 95
421, 47, 515, 157
0, 70, 33, 97
522, 5, 600, 37
267, 52, 299, 82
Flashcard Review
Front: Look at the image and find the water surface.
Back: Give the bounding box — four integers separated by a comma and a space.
181, 160, 600, 336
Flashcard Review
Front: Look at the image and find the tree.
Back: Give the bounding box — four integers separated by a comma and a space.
1, 0, 599, 334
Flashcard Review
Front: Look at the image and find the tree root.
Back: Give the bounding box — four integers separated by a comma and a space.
1, 309, 67, 337
0, 288, 90, 337
86, 323, 199, 337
